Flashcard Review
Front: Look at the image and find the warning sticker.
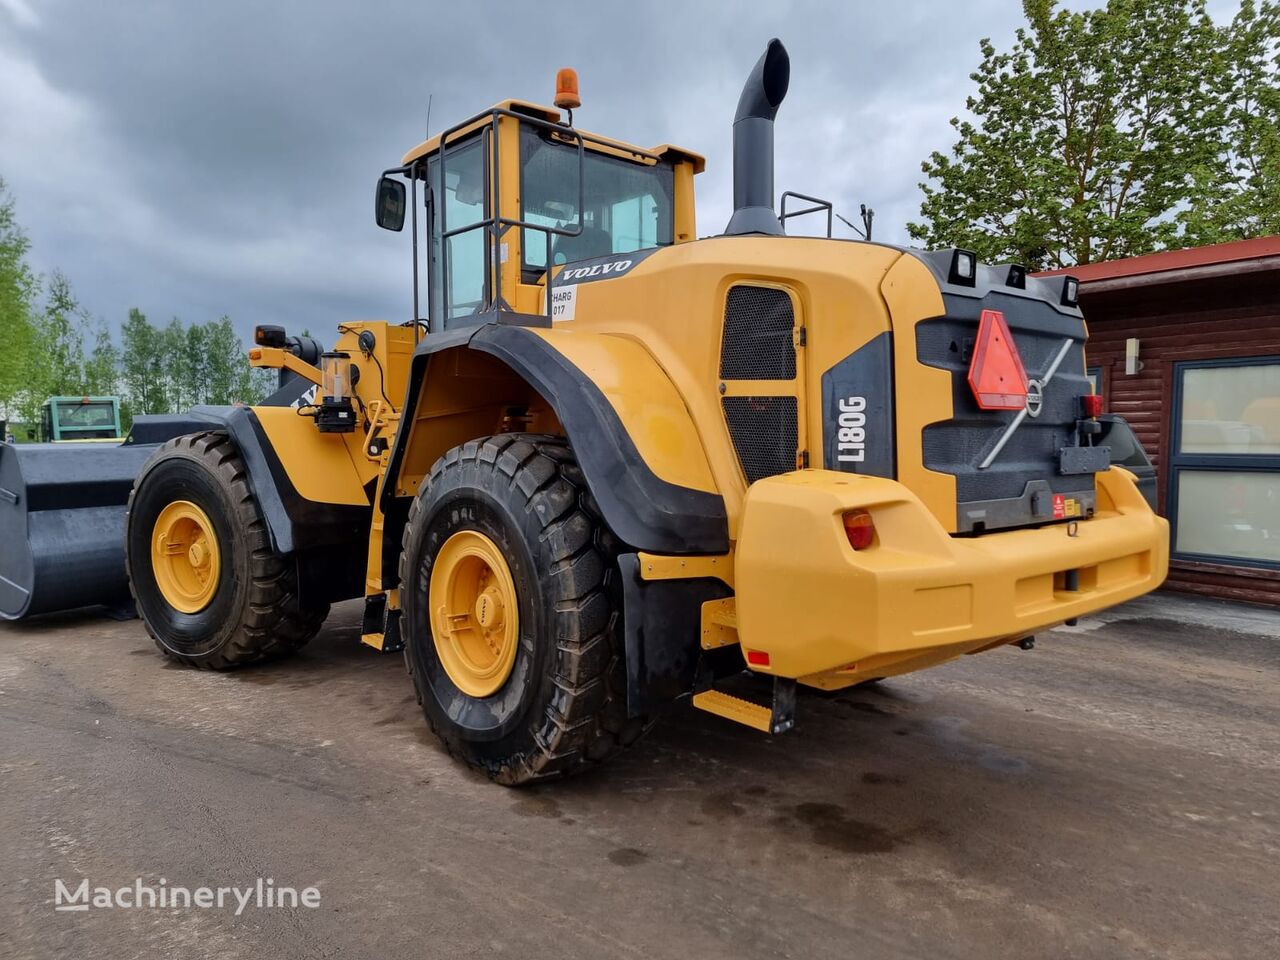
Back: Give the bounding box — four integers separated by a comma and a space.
1052, 494, 1066, 519
549, 284, 577, 322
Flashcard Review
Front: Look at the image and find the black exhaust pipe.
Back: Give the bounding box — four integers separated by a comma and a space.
724, 39, 790, 236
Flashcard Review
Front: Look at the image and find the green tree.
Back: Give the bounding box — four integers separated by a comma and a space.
181, 322, 210, 406
121, 308, 167, 415
0, 177, 37, 412
39, 272, 87, 391
83, 320, 119, 397
909, 0, 1226, 269
203, 316, 252, 405
1184, 0, 1280, 242
18, 271, 89, 422
250, 365, 277, 402
158, 317, 188, 410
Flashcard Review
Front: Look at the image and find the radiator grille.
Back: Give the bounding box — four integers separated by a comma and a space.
722, 396, 798, 484
720, 286, 795, 380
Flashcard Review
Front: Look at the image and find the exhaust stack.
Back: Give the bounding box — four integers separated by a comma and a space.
724, 39, 790, 236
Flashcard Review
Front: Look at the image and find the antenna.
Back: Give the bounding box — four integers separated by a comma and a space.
425, 93, 433, 137
836, 203, 875, 241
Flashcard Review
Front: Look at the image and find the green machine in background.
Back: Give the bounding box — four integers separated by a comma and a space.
39, 396, 123, 442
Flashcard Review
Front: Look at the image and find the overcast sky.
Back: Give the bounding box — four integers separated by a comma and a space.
0, 0, 1236, 344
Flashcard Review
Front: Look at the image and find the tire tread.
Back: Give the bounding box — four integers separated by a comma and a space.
400, 433, 642, 785
125, 431, 328, 670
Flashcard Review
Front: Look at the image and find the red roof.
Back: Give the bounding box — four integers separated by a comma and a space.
1034, 235, 1280, 282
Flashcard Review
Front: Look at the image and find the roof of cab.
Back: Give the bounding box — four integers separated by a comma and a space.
399, 99, 706, 173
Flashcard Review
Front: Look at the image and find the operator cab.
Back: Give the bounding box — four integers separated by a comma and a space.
375, 98, 703, 331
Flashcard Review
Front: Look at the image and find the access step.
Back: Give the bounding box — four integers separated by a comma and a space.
692, 678, 795, 735
359, 593, 404, 653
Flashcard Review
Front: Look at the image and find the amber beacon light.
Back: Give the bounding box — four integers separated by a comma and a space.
554, 67, 581, 110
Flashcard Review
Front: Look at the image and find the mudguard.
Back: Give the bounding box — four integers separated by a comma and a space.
384, 322, 729, 556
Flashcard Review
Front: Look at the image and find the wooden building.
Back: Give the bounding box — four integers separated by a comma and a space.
1041, 236, 1280, 606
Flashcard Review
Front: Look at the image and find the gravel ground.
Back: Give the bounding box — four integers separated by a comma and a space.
2, 591, 1277, 959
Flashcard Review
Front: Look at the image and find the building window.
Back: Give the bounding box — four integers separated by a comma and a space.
1086, 365, 1102, 395
1169, 357, 1280, 567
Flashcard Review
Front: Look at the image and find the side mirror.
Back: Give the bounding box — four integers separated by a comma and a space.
375, 176, 406, 232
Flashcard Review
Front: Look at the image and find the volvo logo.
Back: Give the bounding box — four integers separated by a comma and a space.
1025, 379, 1044, 418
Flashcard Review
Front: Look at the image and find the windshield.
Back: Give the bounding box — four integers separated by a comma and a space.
520, 125, 674, 271
54, 401, 117, 429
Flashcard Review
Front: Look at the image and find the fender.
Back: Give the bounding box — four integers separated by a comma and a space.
178, 405, 372, 556
124, 371, 369, 561
162, 405, 370, 613
383, 322, 729, 557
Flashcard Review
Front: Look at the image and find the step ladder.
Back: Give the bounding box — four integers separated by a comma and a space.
692, 677, 795, 735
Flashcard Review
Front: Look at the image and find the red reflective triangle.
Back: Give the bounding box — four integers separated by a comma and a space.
967, 309, 1028, 410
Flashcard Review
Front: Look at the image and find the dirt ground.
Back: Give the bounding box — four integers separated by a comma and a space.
2, 591, 1277, 960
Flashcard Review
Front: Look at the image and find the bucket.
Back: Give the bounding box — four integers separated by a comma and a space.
0, 442, 158, 619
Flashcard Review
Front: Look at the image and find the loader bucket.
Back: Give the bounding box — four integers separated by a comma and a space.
0, 441, 157, 620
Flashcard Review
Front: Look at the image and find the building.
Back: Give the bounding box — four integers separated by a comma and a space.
1040, 236, 1280, 606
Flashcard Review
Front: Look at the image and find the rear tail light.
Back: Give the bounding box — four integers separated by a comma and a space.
843, 510, 875, 550
1082, 393, 1104, 418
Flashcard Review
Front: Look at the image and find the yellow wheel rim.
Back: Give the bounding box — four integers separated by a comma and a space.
151, 500, 222, 614
429, 530, 519, 698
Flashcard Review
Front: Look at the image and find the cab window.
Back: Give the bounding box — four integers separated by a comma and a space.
57, 401, 116, 428
427, 136, 488, 323
519, 125, 673, 272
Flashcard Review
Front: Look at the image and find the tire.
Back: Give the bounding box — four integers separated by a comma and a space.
399, 434, 645, 785
125, 431, 328, 669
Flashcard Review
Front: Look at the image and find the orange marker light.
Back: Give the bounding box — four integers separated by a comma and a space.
554, 67, 581, 110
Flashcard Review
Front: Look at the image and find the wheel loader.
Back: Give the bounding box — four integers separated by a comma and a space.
6, 40, 1169, 784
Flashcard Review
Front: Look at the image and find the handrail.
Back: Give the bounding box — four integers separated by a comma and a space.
779, 190, 833, 238
438, 108, 585, 324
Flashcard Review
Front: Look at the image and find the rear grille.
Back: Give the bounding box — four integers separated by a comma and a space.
722, 396, 798, 484
917, 301, 1095, 531
720, 286, 795, 380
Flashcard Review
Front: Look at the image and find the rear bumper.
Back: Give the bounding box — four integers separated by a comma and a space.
734, 467, 1168, 684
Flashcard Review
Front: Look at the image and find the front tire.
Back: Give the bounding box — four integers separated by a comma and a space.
125, 431, 328, 669
400, 434, 644, 785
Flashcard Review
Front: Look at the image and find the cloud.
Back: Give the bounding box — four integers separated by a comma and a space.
1, 0, 1031, 343
0, 0, 36, 28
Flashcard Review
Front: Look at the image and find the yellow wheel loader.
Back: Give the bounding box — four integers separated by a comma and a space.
117, 40, 1167, 784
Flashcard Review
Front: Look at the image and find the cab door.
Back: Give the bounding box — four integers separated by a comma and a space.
426, 133, 492, 329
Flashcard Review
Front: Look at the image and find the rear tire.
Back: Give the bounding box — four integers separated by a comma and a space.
400, 434, 645, 785
125, 431, 328, 669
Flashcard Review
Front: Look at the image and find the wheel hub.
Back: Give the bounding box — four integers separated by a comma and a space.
429, 530, 519, 698
474, 586, 504, 630
151, 500, 221, 614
